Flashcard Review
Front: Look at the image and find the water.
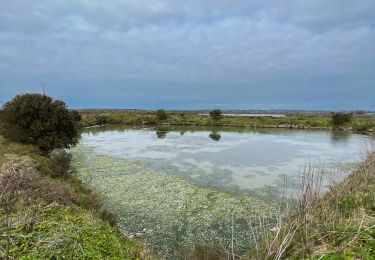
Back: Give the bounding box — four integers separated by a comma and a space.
70, 126, 373, 257
79, 126, 371, 192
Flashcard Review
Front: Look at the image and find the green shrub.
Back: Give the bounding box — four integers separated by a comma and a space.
95, 115, 109, 125
209, 109, 222, 120
331, 113, 353, 126
352, 122, 370, 132
49, 149, 72, 178
156, 109, 168, 120
0, 94, 80, 153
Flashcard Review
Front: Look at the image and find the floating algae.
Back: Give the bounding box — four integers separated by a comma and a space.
70, 144, 276, 258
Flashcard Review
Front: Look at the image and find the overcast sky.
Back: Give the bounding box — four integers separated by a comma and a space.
1, 1, 374, 110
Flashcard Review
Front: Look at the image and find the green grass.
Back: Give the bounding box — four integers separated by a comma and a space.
78, 110, 375, 131
0, 136, 149, 259
1, 205, 142, 259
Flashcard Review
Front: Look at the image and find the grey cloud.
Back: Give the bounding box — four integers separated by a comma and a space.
0, 0, 374, 110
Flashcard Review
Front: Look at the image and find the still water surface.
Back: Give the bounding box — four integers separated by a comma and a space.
80, 126, 372, 192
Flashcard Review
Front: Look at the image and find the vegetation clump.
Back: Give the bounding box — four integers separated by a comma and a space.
0, 137, 146, 259
0, 94, 149, 259
48, 149, 73, 178
209, 109, 222, 120
78, 109, 375, 132
331, 112, 353, 127
156, 109, 168, 120
251, 150, 375, 259
0, 94, 81, 153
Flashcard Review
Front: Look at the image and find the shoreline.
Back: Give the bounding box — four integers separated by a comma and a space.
83, 122, 374, 133
79, 111, 375, 133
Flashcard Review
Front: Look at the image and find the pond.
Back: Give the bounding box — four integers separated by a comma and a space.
70, 126, 373, 258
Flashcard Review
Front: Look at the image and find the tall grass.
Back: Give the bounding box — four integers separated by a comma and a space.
249, 145, 375, 259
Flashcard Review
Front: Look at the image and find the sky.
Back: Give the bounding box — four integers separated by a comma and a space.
0, 1, 374, 110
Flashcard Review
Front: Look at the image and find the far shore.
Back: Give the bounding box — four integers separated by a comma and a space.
78, 110, 375, 133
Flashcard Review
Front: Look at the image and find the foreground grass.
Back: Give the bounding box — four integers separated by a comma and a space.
79, 110, 375, 131
0, 136, 147, 259
252, 150, 375, 259
1, 205, 142, 259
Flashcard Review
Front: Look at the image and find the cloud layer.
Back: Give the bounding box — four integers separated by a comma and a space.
1, 1, 374, 109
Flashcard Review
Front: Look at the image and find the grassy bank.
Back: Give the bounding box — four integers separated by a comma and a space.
251, 149, 375, 259
78, 110, 375, 132
0, 136, 149, 259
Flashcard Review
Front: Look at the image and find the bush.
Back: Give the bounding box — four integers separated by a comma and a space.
156, 109, 168, 120
70, 110, 82, 121
0, 94, 80, 153
352, 122, 370, 132
49, 149, 72, 178
95, 115, 108, 125
209, 109, 222, 120
331, 113, 353, 126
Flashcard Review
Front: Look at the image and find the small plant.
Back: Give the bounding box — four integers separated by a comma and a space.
339, 195, 356, 216
209, 109, 222, 120
48, 149, 72, 178
156, 109, 168, 120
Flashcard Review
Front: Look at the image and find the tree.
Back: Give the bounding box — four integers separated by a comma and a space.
209, 109, 222, 120
156, 109, 168, 120
0, 94, 80, 153
331, 112, 353, 127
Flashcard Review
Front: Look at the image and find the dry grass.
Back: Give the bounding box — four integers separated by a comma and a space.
250, 147, 375, 259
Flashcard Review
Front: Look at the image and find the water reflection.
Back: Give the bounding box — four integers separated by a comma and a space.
81, 125, 373, 192
330, 130, 351, 144
156, 130, 168, 139
209, 131, 221, 141
156, 127, 169, 139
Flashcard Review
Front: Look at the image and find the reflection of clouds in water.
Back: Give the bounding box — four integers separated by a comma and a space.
80, 128, 371, 191
83, 130, 245, 160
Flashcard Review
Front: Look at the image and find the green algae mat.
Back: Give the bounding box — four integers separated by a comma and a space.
70, 144, 275, 258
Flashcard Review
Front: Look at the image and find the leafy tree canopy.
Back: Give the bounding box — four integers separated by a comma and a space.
209, 109, 222, 120
156, 109, 168, 120
0, 94, 81, 153
331, 112, 353, 126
